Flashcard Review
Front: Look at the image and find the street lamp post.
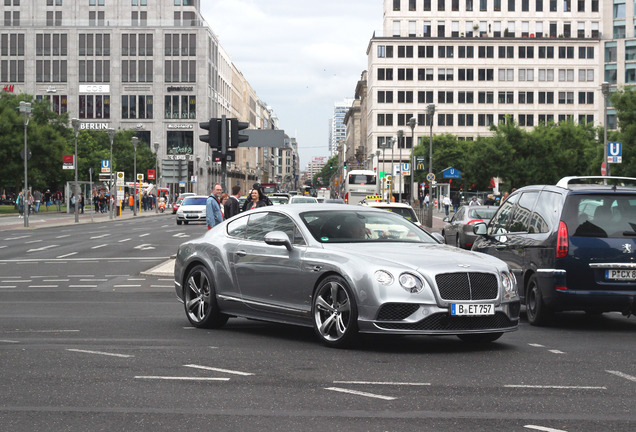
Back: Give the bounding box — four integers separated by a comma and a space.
132, 136, 139, 217
154, 142, 159, 214
390, 136, 396, 203
195, 155, 201, 195
72, 118, 81, 223
19, 101, 32, 228
107, 128, 115, 220
408, 117, 417, 206
426, 104, 436, 228
601, 82, 610, 177
397, 129, 404, 203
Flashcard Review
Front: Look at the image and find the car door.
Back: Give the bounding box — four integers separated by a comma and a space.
503, 190, 541, 286
234, 211, 313, 315
446, 206, 465, 243
472, 193, 519, 261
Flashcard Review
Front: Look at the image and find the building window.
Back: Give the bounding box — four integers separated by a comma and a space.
36, 94, 67, 114
122, 95, 153, 119
78, 94, 110, 119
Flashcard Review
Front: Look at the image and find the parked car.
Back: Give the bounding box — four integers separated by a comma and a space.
442, 205, 497, 249
359, 201, 422, 227
174, 204, 520, 347
288, 196, 318, 204
176, 195, 207, 225
472, 176, 636, 325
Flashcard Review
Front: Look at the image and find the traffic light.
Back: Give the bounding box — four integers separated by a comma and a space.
343, 161, 347, 169
199, 118, 221, 149
230, 118, 249, 148
386, 175, 392, 190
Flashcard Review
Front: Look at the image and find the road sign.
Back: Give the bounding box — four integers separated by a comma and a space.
601, 162, 607, 176
63, 155, 74, 170
608, 142, 622, 163
116, 171, 125, 186
402, 163, 411, 175
137, 173, 144, 181
426, 173, 436, 182
147, 169, 155, 180
101, 160, 111, 173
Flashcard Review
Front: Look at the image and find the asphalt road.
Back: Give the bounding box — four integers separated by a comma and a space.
0, 214, 634, 432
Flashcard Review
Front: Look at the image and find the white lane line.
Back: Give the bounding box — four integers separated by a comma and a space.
91, 244, 108, 249
25, 240, 42, 244
113, 285, 141, 288
55, 234, 71, 239
118, 238, 131, 242
5, 235, 30, 240
30, 285, 58, 288
67, 349, 133, 358
128, 278, 145, 281
90, 234, 109, 239
43, 279, 70, 282
548, 350, 566, 354
0, 245, 6, 249
135, 376, 229, 381
505, 385, 606, 390
5, 330, 79, 333
184, 364, 254, 376
0, 286, 17, 289
325, 387, 396, 400
69, 285, 98, 288
106, 274, 130, 277
150, 285, 173, 288
27, 245, 58, 253
525, 426, 569, 432
139, 233, 150, 237
0, 339, 19, 343
69, 275, 93, 278
80, 279, 107, 282
57, 252, 77, 258
1, 280, 31, 283
606, 370, 636, 383
333, 381, 431, 386
528, 343, 545, 347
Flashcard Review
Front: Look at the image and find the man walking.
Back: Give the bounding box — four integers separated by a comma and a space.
224, 185, 241, 219
206, 183, 224, 230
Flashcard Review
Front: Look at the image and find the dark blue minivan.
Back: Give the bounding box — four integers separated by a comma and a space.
472, 176, 636, 325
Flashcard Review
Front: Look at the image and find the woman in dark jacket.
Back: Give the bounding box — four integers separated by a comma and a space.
242, 189, 268, 212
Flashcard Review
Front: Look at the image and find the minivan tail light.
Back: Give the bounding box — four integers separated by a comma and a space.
344, 193, 349, 204
556, 221, 569, 259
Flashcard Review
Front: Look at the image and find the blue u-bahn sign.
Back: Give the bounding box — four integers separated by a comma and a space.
442, 167, 462, 179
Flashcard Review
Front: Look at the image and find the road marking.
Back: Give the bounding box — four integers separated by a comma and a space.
150, 285, 173, 288
55, 235, 71, 239
0, 257, 168, 263
4, 235, 29, 240
184, 364, 254, 376
4, 329, 79, 333
30, 285, 58, 288
134, 244, 155, 250
525, 426, 568, 432
114, 285, 141, 288
325, 387, 396, 400
0, 286, 17, 289
606, 370, 636, 382
0, 339, 19, 343
333, 381, 431, 386
91, 244, 108, 249
25, 239, 42, 244
69, 285, 98, 288
90, 234, 109, 239
27, 245, 58, 253
119, 238, 131, 242
1, 280, 31, 283
139, 233, 150, 237
135, 376, 229, 381
528, 343, 545, 347
174, 233, 190, 238
128, 278, 145, 281
43, 279, 70, 282
505, 385, 606, 390
57, 252, 77, 258
67, 349, 133, 358
106, 274, 130, 277
548, 350, 566, 354
80, 279, 108, 282
0, 245, 6, 249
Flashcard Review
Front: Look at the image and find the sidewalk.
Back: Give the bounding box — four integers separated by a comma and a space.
0, 207, 169, 231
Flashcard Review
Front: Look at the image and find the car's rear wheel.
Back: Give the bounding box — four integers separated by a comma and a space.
526, 274, 552, 326
457, 332, 503, 343
312, 276, 358, 348
183, 264, 228, 329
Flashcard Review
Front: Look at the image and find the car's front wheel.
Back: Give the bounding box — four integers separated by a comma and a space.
312, 276, 358, 348
183, 264, 228, 329
457, 332, 503, 343
177, 219, 182, 225
526, 274, 552, 326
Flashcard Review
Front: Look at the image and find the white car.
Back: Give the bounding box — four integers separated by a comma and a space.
359, 201, 422, 227
288, 196, 318, 204
176, 195, 208, 225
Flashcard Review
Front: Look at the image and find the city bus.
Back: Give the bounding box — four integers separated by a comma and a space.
343, 169, 379, 204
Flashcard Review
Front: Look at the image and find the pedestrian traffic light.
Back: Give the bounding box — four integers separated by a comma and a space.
199, 118, 222, 149
343, 161, 347, 169
230, 118, 249, 148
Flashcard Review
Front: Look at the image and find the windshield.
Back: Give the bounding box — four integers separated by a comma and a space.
182, 197, 207, 206
300, 210, 435, 243
563, 194, 636, 238
348, 174, 377, 185
291, 197, 317, 204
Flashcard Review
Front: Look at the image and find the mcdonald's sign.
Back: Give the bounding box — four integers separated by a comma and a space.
415, 156, 426, 171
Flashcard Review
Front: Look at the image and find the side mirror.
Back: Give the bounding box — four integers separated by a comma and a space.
431, 232, 445, 243
264, 231, 293, 251
443, 217, 449, 222
473, 222, 488, 236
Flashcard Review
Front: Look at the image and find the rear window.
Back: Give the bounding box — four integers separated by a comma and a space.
348, 174, 377, 185
467, 208, 497, 220
563, 194, 636, 238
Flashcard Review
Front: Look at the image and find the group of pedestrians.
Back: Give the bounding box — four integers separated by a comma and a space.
206, 182, 273, 230
15, 189, 65, 217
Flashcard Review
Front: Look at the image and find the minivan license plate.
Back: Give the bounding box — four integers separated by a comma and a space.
451, 304, 494, 316
605, 269, 636, 281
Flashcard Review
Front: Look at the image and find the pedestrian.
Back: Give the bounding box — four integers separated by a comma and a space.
243, 188, 268, 211
94, 193, 100, 213
33, 189, 42, 213
206, 183, 224, 230
424, 193, 430, 209
451, 193, 460, 213
418, 191, 424, 209
501, 191, 510, 203
44, 189, 52, 211
128, 194, 134, 211
224, 185, 241, 218
251, 183, 273, 206
16, 191, 24, 218
443, 194, 451, 217
79, 193, 85, 213
219, 193, 229, 218
54, 190, 62, 211
484, 194, 495, 205
469, 197, 480, 206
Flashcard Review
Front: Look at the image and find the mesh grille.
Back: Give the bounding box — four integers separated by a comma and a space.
377, 303, 420, 321
436, 272, 498, 301
376, 312, 515, 331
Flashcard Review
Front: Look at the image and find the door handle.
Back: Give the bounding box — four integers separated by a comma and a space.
236, 250, 247, 257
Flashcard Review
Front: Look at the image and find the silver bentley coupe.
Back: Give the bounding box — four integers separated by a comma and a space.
174, 204, 520, 347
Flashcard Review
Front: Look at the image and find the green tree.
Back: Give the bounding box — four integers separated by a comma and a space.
313, 154, 339, 187
610, 86, 636, 177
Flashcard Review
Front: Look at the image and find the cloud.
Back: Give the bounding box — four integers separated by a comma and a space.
200, 0, 382, 169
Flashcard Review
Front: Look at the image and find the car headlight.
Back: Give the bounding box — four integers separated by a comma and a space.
374, 270, 394, 286
501, 272, 518, 299
399, 272, 424, 294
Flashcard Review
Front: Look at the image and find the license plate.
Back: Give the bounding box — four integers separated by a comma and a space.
605, 269, 636, 281
451, 304, 494, 316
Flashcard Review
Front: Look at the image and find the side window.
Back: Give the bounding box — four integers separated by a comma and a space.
245, 212, 269, 241
488, 194, 518, 235
227, 214, 248, 239
452, 207, 464, 221
531, 191, 562, 233
267, 213, 306, 245
509, 191, 539, 232
244, 212, 306, 245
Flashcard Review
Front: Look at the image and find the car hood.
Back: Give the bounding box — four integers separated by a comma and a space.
324, 242, 505, 272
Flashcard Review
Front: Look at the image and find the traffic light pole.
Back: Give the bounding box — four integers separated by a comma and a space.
220, 114, 228, 192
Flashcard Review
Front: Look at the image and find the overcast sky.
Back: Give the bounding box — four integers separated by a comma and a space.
200, 0, 384, 170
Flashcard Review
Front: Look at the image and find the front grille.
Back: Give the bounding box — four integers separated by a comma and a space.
436, 272, 498, 300
377, 312, 516, 331
377, 303, 420, 321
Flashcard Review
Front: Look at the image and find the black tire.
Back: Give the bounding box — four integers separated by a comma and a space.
312, 276, 359, 348
183, 264, 228, 329
177, 219, 182, 225
525, 274, 552, 326
457, 332, 503, 343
